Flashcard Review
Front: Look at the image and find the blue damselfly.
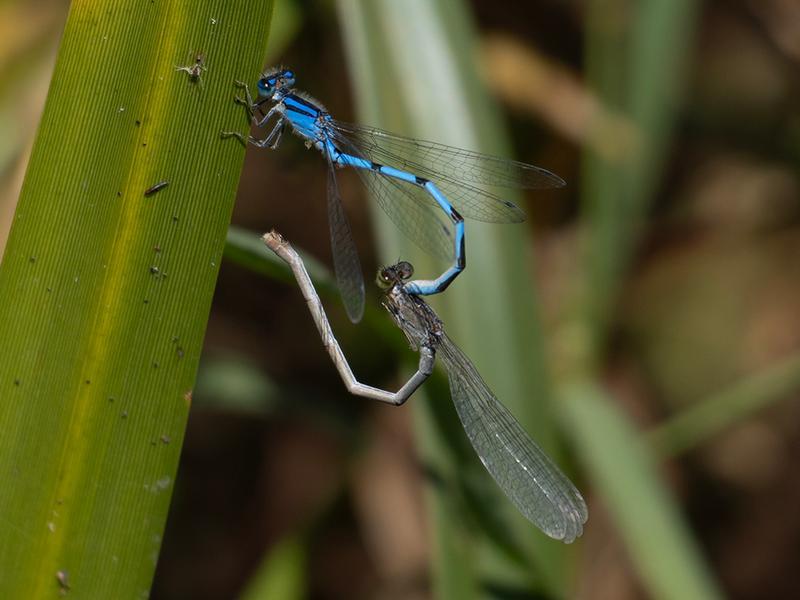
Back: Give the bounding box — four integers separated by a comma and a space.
226, 69, 564, 322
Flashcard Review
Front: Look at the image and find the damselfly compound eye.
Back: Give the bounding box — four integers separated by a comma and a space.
396, 261, 414, 280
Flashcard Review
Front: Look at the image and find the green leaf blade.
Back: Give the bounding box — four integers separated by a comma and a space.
561, 382, 724, 600
0, 1, 274, 597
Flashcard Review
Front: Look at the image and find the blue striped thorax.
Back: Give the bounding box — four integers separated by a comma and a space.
256, 67, 296, 101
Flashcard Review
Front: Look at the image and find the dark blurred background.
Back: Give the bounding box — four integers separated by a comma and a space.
3, 0, 800, 599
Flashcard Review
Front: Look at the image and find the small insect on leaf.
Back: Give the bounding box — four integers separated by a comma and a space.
175, 52, 207, 86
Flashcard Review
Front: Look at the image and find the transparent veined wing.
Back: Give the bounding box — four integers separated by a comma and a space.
438, 334, 587, 542
326, 154, 365, 323
329, 120, 564, 223
330, 120, 565, 189
331, 133, 455, 261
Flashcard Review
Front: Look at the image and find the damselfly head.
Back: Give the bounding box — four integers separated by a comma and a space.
257, 67, 296, 98
377, 261, 414, 289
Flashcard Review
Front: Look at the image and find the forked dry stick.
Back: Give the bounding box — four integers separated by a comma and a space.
262, 230, 587, 542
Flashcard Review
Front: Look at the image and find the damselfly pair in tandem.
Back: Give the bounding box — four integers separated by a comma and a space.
225, 68, 586, 542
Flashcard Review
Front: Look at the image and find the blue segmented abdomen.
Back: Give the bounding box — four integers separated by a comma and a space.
329, 148, 466, 293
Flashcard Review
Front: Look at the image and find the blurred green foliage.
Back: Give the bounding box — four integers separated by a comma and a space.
3, 0, 799, 598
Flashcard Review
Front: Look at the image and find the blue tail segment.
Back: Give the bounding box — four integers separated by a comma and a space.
222, 68, 564, 318
404, 181, 465, 295
333, 145, 466, 297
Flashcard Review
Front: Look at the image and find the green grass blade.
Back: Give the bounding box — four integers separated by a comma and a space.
336, 0, 572, 596
560, 382, 724, 600
577, 0, 701, 357
550, 3, 721, 595
651, 352, 800, 456
225, 225, 335, 290
238, 536, 307, 600
0, 1, 273, 597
